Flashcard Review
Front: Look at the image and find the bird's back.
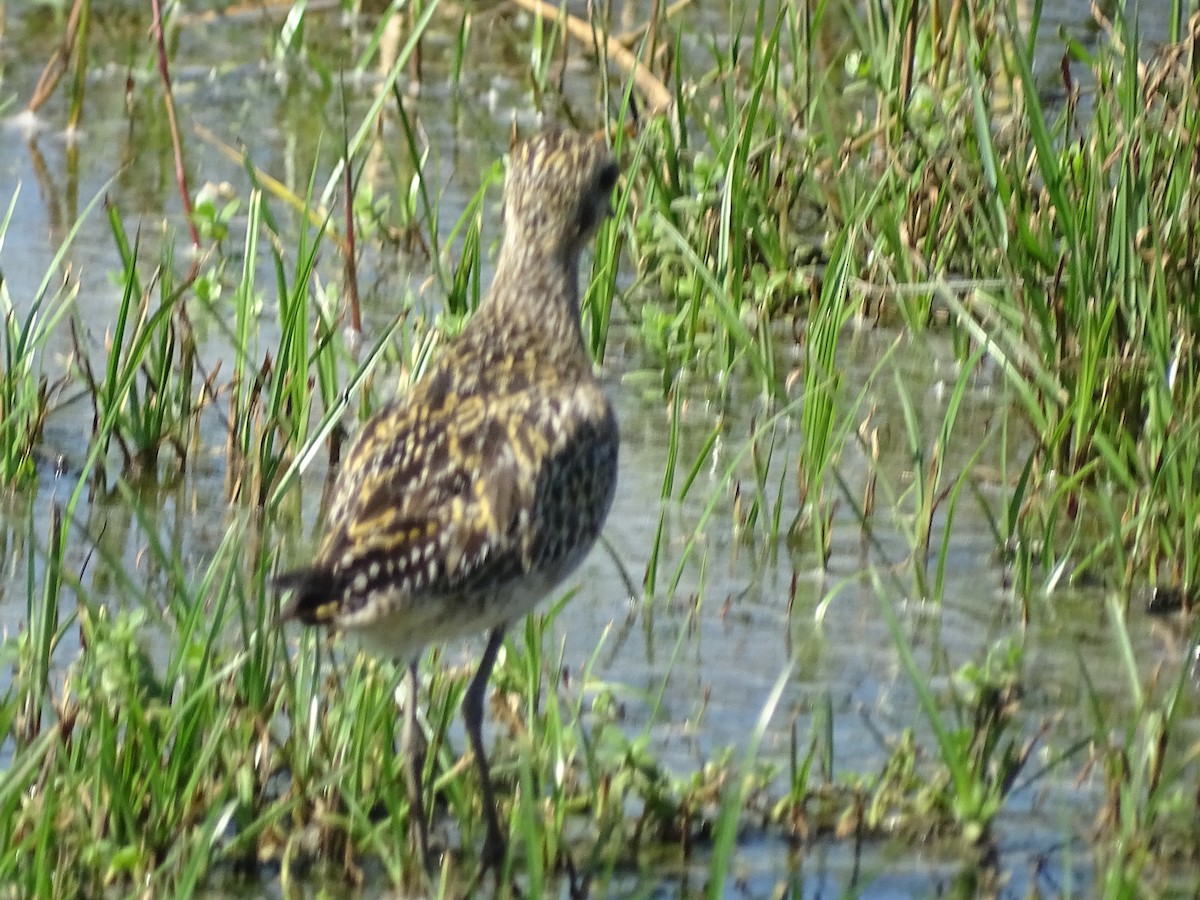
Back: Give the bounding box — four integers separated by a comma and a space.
278, 127, 621, 662
279, 302, 617, 659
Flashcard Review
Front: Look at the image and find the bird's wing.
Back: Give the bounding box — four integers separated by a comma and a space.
305, 386, 549, 618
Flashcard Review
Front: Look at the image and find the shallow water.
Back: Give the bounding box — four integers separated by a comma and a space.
0, 1, 1193, 895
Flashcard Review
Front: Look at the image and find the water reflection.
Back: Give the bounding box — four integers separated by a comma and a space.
0, 0, 1189, 894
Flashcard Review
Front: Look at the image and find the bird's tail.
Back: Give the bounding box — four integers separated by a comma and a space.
273, 566, 338, 626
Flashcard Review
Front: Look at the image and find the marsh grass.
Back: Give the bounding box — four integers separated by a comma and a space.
3, 0, 1200, 896
72, 210, 204, 483
0, 185, 95, 486
1080, 594, 1200, 897
223, 172, 331, 505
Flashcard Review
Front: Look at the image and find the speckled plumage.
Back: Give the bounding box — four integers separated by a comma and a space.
277, 128, 620, 871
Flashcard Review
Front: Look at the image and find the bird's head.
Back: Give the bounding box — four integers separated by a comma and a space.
501, 128, 620, 262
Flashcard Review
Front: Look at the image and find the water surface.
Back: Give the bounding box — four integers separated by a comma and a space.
0, 1, 1191, 895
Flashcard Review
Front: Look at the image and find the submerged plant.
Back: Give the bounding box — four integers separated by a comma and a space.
71, 221, 207, 483
0, 188, 85, 487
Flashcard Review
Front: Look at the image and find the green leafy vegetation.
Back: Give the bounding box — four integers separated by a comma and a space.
1, 0, 1199, 896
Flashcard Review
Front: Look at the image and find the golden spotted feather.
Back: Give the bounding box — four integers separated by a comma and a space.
277, 128, 620, 665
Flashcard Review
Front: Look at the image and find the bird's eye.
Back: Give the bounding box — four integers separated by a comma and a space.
595, 162, 619, 194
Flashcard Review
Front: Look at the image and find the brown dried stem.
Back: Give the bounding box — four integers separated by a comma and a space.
25, 0, 86, 114
509, 0, 674, 115
150, 0, 199, 248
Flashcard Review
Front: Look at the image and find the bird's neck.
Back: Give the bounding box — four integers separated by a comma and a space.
486, 240, 586, 347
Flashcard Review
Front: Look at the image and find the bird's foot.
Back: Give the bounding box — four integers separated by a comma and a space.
562, 848, 590, 900
463, 828, 518, 897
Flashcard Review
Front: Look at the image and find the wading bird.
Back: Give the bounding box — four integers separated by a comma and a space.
278, 127, 621, 874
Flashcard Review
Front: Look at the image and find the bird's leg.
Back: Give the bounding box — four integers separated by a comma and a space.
401, 659, 431, 869
463, 627, 507, 871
